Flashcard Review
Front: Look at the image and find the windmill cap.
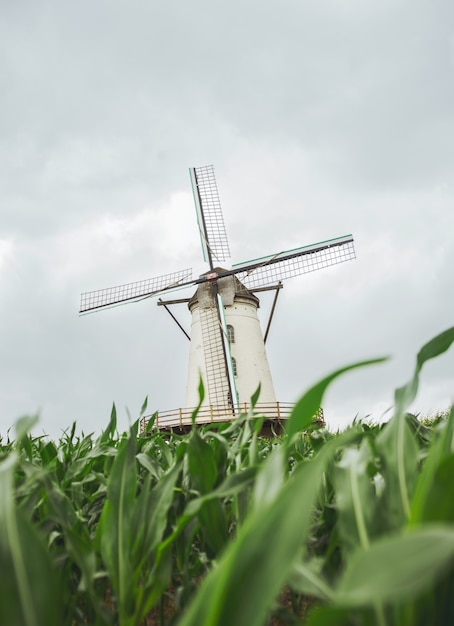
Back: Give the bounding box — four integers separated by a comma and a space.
188, 268, 259, 310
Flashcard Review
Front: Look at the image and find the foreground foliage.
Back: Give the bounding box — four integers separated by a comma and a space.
1, 327, 454, 626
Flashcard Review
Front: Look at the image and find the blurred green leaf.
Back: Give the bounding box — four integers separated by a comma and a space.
14, 415, 39, 442
184, 466, 257, 514
387, 327, 454, 520
285, 359, 386, 444
250, 383, 261, 409
414, 454, 454, 523
335, 441, 376, 552
416, 327, 454, 379
253, 445, 285, 511
131, 464, 181, 622
191, 376, 205, 423
187, 431, 217, 495
134, 462, 181, 555
99, 403, 117, 443
410, 406, 454, 525
97, 428, 137, 623
0, 454, 60, 626
305, 605, 368, 626
394, 327, 454, 413
177, 435, 355, 626
143, 410, 157, 434
376, 415, 420, 528
139, 395, 148, 417
290, 559, 333, 600
187, 432, 229, 554
333, 526, 454, 606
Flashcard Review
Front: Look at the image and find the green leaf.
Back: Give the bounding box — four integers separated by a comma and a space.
14, 415, 39, 441
135, 543, 173, 621
133, 462, 181, 555
97, 429, 137, 623
199, 498, 229, 556
176, 435, 355, 626
0, 454, 60, 626
131, 464, 182, 622
290, 559, 334, 600
186, 432, 229, 554
253, 444, 285, 511
285, 359, 386, 443
377, 327, 454, 524
191, 376, 205, 423
376, 415, 419, 528
143, 411, 157, 434
410, 405, 454, 525
187, 431, 217, 495
250, 383, 261, 409
44, 481, 98, 601
183, 467, 258, 517
416, 326, 454, 376
394, 327, 454, 413
136, 451, 159, 476
139, 395, 148, 417
305, 605, 358, 626
413, 454, 454, 523
334, 441, 376, 552
333, 526, 454, 606
99, 403, 117, 443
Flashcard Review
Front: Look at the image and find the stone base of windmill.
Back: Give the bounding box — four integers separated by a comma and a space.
139, 403, 325, 436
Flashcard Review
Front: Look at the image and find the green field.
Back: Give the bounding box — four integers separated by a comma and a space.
1, 327, 454, 626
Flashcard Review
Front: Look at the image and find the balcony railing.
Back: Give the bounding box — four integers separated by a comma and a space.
139, 402, 324, 433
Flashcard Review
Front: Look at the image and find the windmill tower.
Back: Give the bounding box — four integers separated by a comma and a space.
79, 165, 356, 426
185, 270, 277, 410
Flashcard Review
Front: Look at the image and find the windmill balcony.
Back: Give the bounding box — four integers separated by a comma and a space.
139, 402, 324, 434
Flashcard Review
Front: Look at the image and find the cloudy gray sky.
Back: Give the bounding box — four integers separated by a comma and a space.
1, 0, 453, 437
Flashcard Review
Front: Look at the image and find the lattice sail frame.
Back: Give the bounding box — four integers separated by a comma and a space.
217, 292, 240, 411
198, 293, 239, 411
190, 165, 230, 267
79, 268, 192, 313
233, 236, 355, 290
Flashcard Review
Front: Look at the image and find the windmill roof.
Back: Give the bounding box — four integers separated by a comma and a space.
188, 268, 259, 310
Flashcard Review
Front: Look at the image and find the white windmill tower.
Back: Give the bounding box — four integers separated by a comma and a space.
79, 165, 356, 428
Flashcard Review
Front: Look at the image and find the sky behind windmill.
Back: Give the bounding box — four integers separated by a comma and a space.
1, 0, 453, 437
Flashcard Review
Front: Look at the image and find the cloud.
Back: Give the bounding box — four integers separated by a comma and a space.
0, 238, 14, 276
0, 0, 452, 437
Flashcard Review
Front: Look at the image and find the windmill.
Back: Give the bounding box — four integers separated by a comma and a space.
80, 165, 356, 427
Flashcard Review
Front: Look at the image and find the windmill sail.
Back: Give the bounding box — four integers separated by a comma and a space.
199, 297, 236, 410
79, 268, 193, 314
189, 165, 238, 411
232, 235, 355, 289
217, 292, 240, 411
190, 165, 230, 268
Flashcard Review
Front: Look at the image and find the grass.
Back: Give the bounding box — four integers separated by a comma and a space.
1, 326, 453, 626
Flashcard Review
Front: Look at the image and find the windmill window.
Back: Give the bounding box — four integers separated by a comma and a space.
227, 324, 235, 343
231, 357, 237, 376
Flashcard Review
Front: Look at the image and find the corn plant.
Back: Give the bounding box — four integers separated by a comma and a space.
0, 327, 453, 626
